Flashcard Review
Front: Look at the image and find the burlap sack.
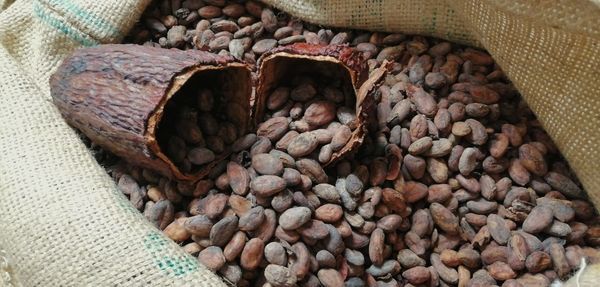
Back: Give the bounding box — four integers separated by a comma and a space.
0, 0, 225, 286
0, 0, 598, 286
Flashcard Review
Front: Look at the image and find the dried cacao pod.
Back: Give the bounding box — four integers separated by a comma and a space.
51, 44, 252, 181
256, 43, 389, 166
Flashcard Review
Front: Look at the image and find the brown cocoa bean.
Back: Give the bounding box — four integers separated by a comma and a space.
210, 216, 238, 247
369, 228, 385, 265
522, 205, 554, 234
223, 231, 247, 262
240, 238, 264, 270
408, 84, 438, 117
198, 246, 226, 271
250, 175, 286, 197
518, 144, 547, 176
227, 162, 250, 195
408, 136, 433, 155
410, 114, 428, 141
184, 214, 213, 237
424, 138, 452, 157
275, 225, 300, 243
431, 253, 458, 284
487, 214, 510, 245
317, 269, 344, 287
487, 261, 516, 281
257, 116, 289, 141
525, 251, 552, 273
428, 184, 453, 203
464, 119, 488, 145
303, 101, 337, 127
430, 202, 459, 234
164, 217, 191, 242
403, 266, 431, 285
291, 242, 311, 279
427, 157, 449, 183
545, 172, 584, 199
251, 153, 284, 175
381, 187, 407, 214
299, 220, 329, 240
279, 206, 312, 230
404, 155, 426, 179
264, 264, 297, 287
315, 203, 343, 223
238, 206, 265, 231
377, 214, 402, 232
459, 147, 478, 176
296, 158, 328, 183
441, 249, 460, 267
264, 242, 288, 266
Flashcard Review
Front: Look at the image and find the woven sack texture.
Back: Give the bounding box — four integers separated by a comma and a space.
0, 0, 599, 286
0, 0, 225, 286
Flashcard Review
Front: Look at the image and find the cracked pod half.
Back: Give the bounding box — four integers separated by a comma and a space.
255, 43, 389, 166
50, 44, 252, 181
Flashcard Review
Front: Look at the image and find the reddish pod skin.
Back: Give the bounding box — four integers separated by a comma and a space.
51, 44, 251, 181
51, 43, 387, 181
257, 43, 390, 166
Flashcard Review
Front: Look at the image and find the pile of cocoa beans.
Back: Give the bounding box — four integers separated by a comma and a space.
258, 77, 357, 164
100, 0, 600, 286
163, 87, 241, 172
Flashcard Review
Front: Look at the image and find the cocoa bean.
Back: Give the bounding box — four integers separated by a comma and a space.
369, 228, 385, 265
430, 202, 459, 234
279, 206, 312, 230
252, 153, 284, 175
257, 117, 289, 141
210, 216, 238, 247
317, 269, 344, 287
315, 204, 343, 223
224, 231, 247, 262
198, 246, 226, 271
164, 217, 191, 242
522, 205, 554, 234
487, 261, 516, 281
525, 251, 552, 273
403, 266, 431, 285
227, 161, 250, 195
264, 242, 288, 266
250, 175, 286, 197
299, 219, 329, 240
487, 214, 510, 245
431, 253, 458, 284
238, 206, 265, 231
240, 238, 264, 270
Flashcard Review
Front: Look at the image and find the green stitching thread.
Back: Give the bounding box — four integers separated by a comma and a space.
44, 0, 121, 38
144, 232, 199, 277
33, 2, 97, 46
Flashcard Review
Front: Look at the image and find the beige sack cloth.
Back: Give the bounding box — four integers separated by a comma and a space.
0, 0, 225, 286
0, 0, 599, 286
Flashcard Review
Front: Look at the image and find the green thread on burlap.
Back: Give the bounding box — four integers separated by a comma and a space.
33, 2, 97, 46
115, 194, 139, 214
44, 0, 121, 38
144, 232, 199, 277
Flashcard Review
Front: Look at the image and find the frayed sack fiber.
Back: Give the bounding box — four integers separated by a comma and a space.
0, 0, 599, 286
0, 0, 225, 286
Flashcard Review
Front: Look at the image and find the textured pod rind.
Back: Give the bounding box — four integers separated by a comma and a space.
50, 44, 252, 181
256, 43, 389, 166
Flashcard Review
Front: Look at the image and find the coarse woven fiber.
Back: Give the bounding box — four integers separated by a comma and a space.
0, 0, 599, 286
263, 0, 600, 210
0, 0, 225, 286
